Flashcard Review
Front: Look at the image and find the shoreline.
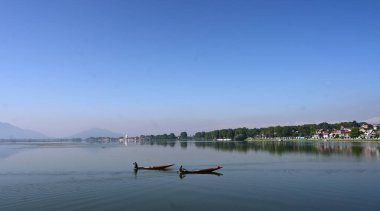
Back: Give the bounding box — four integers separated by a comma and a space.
244, 137, 380, 142
244, 138, 380, 143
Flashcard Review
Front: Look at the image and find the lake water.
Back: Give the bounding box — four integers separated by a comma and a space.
0, 140, 379, 211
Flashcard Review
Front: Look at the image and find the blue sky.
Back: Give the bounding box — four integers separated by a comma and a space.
0, 0, 379, 137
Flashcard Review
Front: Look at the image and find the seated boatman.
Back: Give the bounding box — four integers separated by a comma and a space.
179, 165, 187, 173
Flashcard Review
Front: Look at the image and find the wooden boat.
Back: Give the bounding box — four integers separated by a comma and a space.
179, 166, 222, 174
133, 162, 174, 170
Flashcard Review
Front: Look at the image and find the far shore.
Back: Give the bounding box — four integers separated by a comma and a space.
244, 137, 380, 142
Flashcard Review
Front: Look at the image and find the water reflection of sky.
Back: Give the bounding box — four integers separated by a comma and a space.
1, 140, 379, 211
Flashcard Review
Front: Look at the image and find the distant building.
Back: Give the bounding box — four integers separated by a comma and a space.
314, 127, 351, 139
359, 124, 377, 139
314, 129, 331, 139
360, 123, 372, 130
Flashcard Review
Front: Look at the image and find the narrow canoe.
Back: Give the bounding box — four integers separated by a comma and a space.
136, 164, 175, 170
180, 166, 222, 174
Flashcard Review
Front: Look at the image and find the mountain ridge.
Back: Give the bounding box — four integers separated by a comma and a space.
0, 122, 49, 139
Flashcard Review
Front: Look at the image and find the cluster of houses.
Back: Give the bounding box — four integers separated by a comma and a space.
313, 123, 380, 139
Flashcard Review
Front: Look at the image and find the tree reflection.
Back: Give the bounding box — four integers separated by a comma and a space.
180, 141, 188, 149
140, 140, 379, 157
351, 146, 363, 156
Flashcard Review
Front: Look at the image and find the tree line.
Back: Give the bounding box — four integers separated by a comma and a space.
141, 121, 371, 141
193, 121, 366, 141
143, 132, 188, 140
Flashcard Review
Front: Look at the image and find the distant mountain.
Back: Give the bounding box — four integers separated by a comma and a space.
70, 128, 122, 139
0, 122, 48, 139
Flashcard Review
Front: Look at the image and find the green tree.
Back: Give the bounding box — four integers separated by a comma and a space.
350, 127, 361, 138
179, 132, 188, 140
194, 131, 205, 139
227, 129, 234, 139
234, 127, 248, 140
274, 126, 283, 137
169, 133, 176, 139
318, 122, 332, 129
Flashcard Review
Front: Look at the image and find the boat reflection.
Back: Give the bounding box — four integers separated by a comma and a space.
133, 168, 173, 179
179, 172, 223, 179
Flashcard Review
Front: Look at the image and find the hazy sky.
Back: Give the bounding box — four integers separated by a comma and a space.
1, 0, 379, 137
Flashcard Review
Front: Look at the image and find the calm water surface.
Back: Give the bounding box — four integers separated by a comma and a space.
0, 141, 379, 211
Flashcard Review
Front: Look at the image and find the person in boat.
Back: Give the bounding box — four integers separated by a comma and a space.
133, 162, 139, 169
179, 165, 187, 173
